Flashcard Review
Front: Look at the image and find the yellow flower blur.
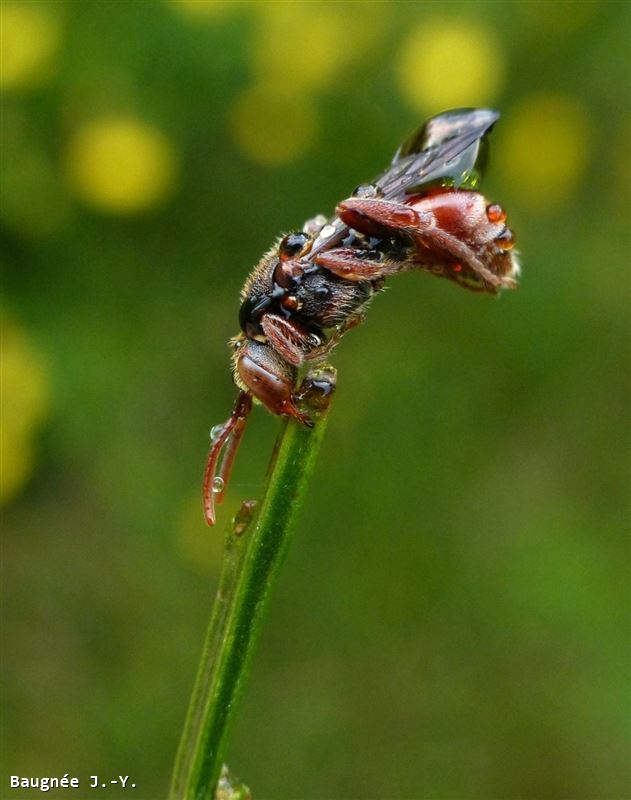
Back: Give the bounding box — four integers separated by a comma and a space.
1, 317, 51, 505
496, 94, 591, 209
0, 2, 61, 90
65, 118, 178, 214
397, 20, 505, 113
229, 85, 318, 166
167, 0, 237, 19
252, 3, 379, 92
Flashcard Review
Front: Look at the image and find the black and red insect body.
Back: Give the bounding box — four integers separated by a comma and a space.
204, 108, 520, 525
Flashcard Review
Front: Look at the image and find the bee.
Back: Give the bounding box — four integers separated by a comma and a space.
204, 108, 519, 525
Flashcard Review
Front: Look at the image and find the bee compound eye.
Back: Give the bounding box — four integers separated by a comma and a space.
279, 232, 311, 261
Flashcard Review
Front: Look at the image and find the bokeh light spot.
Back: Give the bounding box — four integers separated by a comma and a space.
65, 118, 178, 214
229, 85, 318, 166
252, 3, 380, 92
167, 0, 236, 19
496, 94, 591, 209
396, 20, 505, 113
1, 317, 51, 505
0, 2, 61, 90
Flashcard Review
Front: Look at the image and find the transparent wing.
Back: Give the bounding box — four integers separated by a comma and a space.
377, 108, 500, 199
310, 108, 499, 257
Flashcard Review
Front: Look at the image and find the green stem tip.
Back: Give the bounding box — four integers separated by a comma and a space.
169, 368, 335, 800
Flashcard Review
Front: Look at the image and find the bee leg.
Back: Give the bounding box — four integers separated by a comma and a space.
203, 391, 252, 526
300, 332, 338, 361
235, 337, 314, 427
338, 197, 505, 289
260, 314, 322, 367
315, 248, 401, 281
260, 310, 364, 367
409, 222, 504, 288
295, 312, 363, 364
337, 197, 422, 238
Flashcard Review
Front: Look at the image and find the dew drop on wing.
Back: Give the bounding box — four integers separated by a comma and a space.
352, 183, 384, 199
212, 476, 225, 494
319, 223, 337, 239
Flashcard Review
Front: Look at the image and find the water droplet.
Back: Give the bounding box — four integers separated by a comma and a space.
279, 231, 310, 260
212, 476, 225, 494
486, 203, 506, 224
302, 213, 327, 235
495, 228, 514, 250
210, 424, 224, 442
352, 183, 383, 199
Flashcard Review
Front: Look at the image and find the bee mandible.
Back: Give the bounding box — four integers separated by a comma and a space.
204, 108, 520, 525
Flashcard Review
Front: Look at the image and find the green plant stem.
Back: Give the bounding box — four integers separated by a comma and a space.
169, 407, 331, 800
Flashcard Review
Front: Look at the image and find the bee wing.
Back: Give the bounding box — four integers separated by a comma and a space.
377, 108, 500, 200
310, 109, 499, 258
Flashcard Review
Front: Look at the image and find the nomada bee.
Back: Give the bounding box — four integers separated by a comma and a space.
204, 108, 519, 525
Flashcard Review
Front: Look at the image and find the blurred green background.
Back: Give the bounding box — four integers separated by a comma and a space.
2, 1, 629, 798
